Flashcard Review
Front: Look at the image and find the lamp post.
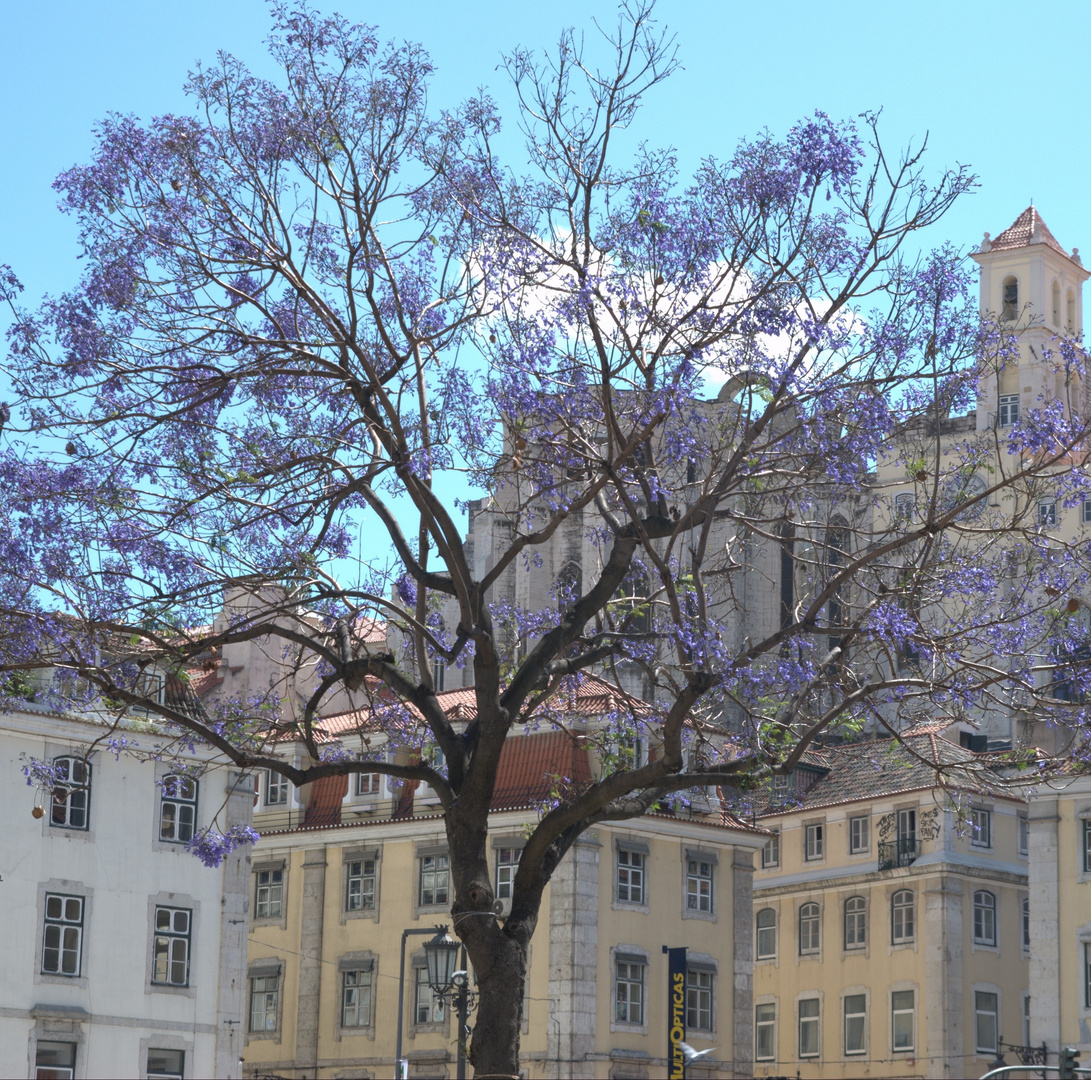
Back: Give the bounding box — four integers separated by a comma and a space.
395, 925, 449, 1080
423, 930, 478, 1080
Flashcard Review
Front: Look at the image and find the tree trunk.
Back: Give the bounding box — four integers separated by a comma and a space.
464, 931, 527, 1078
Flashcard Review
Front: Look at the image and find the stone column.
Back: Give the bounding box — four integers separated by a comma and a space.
295, 847, 328, 1077
214, 773, 254, 1080
1029, 800, 1062, 1053
732, 848, 755, 1079
547, 834, 600, 1079
924, 873, 963, 1079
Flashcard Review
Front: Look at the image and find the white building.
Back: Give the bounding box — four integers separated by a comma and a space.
0, 702, 251, 1079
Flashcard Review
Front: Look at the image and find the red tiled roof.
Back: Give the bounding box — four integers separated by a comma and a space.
352, 616, 387, 645
490, 730, 593, 810
987, 206, 1069, 256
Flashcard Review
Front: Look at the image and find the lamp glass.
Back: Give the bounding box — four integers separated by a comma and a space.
425, 932, 459, 992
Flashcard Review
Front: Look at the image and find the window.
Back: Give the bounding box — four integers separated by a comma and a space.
616, 848, 645, 905
146, 1048, 185, 1078
1023, 993, 1032, 1047
1083, 499, 1091, 525
496, 847, 521, 901
1083, 820, 1091, 872
844, 994, 866, 1055
42, 894, 83, 976
159, 774, 197, 844
1002, 275, 1019, 321
264, 770, 288, 806
432, 655, 446, 692
1022, 897, 1030, 952
342, 968, 373, 1027
756, 908, 777, 959
891, 890, 915, 944
50, 756, 90, 830
419, 853, 450, 907
1054, 280, 1062, 326
894, 492, 915, 519
998, 394, 1020, 428
151, 906, 191, 986
971, 807, 992, 848
1018, 814, 1029, 856
415, 965, 445, 1024
249, 973, 279, 1032
255, 868, 283, 919
686, 859, 713, 913
354, 770, 381, 797
761, 832, 780, 868
892, 990, 915, 1051
615, 958, 645, 1025
1038, 499, 1058, 527
1069, 287, 1076, 332
346, 858, 376, 911
34, 1042, 76, 1080
844, 895, 866, 949
849, 815, 869, 854
798, 998, 820, 1057
973, 890, 997, 946
975, 990, 999, 1053
686, 968, 713, 1032
755, 1003, 776, 1061
1085, 943, 1091, 1008
804, 823, 824, 861
799, 903, 820, 955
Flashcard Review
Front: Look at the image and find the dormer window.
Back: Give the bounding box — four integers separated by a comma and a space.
1001, 277, 1019, 322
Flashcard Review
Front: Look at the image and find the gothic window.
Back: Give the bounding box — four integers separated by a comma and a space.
1002, 276, 1019, 321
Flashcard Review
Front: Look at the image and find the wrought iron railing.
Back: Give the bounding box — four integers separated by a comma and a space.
878, 837, 919, 870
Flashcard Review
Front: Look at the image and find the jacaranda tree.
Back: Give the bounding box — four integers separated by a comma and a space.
4, 3, 1091, 1073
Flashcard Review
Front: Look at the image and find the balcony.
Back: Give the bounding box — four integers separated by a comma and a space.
878, 837, 919, 871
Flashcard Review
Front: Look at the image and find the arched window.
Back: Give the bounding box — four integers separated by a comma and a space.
50, 755, 91, 830
430, 615, 446, 692
1068, 288, 1076, 333
844, 895, 866, 949
891, 890, 915, 943
799, 902, 821, 955
555, 561, 583, 611
825, 519, 849, 655
1002, 276, 1019, 321
973, 890, 997, 945
1053, 280, 1061, 326
756, 908, 777, 959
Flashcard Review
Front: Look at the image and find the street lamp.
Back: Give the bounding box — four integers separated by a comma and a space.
423, 930, 478, 1080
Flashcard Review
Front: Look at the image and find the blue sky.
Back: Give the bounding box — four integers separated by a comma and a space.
3, 0, 1090, 308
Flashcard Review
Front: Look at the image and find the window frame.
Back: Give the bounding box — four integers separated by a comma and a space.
42, 893, 84, 977
1083, 820, 1091, 873
756, 908, 777, 960
1021, 896, 1030, 953
1083, 498, 1091, 526
755, 1002, 776, 1061
685, 858, 714, 915
891, 889, 915, 944
686, 967, 714, 1033
1017, 814, 1029, 856
973, 890, 997, 947
761, 831, 780, 868
50, 755, 91, 831
799, 902, 821, 956
798, 997, 820, 1058
1038, 499, 1058, 527
34, 1041, 77, 1080
418, 852, 450, 909
843, 993, 866, 1056
249, 972, 280, 1033
891, 989, 916, 1052
975, 990, 1000, 1054
615, 845, 647, 907
998, 393, 1020, 428
848, 815, 870, 854
158, 774, 198, 845
495, 846, 522, 902
970, 807, 992, 849
145, 1047, 185, 1079
410, 959, 447, 1032
614, 956, 646, 1027
1085, 942, 1091, 1009
254, 867, 284, 921
341, 966, 374, 1029
151, 905, 192, 988
843, 895, 866, 950
345, 857, 377, 913
262, 769, 289, 807
804, 822, 825, 861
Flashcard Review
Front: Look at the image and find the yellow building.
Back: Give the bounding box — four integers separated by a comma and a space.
753, 723, 1030, 1079
1028, 772, 1091, 1065
241, 685, 766, 1080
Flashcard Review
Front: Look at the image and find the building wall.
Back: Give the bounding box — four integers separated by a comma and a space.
754, 791, 1029, 1079
0, 707, 249, 1079
242, 807, 764, 1079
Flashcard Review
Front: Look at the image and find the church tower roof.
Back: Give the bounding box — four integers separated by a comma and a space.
986, 206, 1069, 257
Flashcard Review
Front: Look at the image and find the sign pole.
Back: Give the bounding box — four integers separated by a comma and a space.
663, 945, 688, 1080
